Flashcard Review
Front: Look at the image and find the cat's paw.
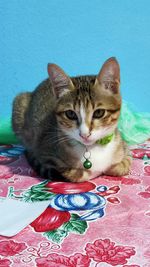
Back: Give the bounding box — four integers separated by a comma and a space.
62, 169, 91, 183
73, 170, 91, 183
105, 156, 132, 177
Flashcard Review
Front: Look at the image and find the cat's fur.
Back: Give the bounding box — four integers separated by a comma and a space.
12, 57, 131, 182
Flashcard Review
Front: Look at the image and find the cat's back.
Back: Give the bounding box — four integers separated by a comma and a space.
30, 79, 54, 112
27, 78, 56, 125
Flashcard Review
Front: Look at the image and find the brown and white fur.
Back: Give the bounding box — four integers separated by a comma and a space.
12, 57, 131, 182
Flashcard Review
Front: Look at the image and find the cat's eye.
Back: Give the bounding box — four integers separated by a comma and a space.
65, 110, 78, 120
93, 109, 105, 119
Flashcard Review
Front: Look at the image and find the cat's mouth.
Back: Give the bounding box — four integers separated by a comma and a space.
79, 138, 95, 146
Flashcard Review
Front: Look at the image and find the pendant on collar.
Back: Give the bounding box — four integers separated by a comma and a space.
83, 148, 92, 169
83, 159, 92, 169
82, 133, 114, 169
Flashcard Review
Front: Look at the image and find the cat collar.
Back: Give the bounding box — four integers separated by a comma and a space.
83, 133, 114, 169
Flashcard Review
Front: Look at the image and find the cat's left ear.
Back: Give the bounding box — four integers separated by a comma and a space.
47, 63, 74, 98
94, 57, 120, 94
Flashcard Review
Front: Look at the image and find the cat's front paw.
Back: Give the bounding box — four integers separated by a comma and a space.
105, 156, 132, 177
62, 169, 91, 183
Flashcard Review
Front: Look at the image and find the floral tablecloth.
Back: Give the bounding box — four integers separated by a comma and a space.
0, 141, 150, 267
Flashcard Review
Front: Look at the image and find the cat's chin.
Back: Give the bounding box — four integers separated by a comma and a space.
78, 139, 95, 146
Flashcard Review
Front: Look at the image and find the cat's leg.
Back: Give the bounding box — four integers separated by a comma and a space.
61, 168, 91, 183
104, 156, 132, 176
25, 151, 89, 182
25, 149, 91, 182
25, 150, 54, 180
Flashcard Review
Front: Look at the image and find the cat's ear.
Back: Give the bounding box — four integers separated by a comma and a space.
94, 57, 120, 94
47, 63, 74, 98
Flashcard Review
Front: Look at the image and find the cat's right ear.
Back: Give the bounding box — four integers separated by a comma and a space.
94, 57, 120, 94
47, 63, 74, 98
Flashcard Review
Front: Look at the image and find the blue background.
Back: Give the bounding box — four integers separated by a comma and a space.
0, 0, 150, 118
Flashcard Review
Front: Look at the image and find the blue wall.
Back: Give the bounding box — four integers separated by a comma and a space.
1, 0, 150, 118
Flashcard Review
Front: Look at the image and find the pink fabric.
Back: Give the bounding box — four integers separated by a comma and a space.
0, 142, 150, 267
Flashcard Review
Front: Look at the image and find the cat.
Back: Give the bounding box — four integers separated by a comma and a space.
12, 57, 131, 182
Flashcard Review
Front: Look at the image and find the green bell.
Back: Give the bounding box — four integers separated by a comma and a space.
83, 159, 92, 169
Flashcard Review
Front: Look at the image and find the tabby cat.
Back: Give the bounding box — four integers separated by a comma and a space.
12, 57, 131, 182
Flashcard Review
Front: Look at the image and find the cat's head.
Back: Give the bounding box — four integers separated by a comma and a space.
48, 57, 121, 146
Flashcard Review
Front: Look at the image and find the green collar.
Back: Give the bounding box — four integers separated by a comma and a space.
96, 133, 114, 145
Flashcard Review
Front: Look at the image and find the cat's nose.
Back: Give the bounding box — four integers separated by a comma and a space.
79, 132, 91, 140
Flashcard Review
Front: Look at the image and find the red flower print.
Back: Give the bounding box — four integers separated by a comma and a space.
31, 207, 71, 232
0, 240, 27, 256
0, 167, 22, 179
107, 197, 121, 204
138, 192, 150, 198
0, 171, 13, 179
131, 148, 150, 159
35, 253, 91, 267
103, 176, 141, 185
138, 186, 150, 199
0, 257, 12, 267
144, 165, 150, 175
97, 186, 120, 197
145, 186, 150, 192
121, 178, 141, 185
85, 238, 135, 266
36, 253, 69, 267
69, 253, 91, 267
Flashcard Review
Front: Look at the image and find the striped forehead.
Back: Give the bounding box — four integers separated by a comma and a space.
79, 104, 89, 134
80, 103, 87, 123
79, 103, 92, 131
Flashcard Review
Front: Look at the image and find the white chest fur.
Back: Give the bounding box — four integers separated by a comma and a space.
81, 139, 116, 179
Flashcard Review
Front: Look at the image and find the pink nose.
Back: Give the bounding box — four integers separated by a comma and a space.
79, 132, 91, 140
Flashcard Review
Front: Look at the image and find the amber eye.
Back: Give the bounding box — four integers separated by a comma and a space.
65, 110, 78, 120
93, 109, 105, 119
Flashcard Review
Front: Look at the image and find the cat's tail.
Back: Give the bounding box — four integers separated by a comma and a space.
12, 92, 32, 139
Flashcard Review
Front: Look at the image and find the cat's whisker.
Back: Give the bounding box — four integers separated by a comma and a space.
44, 136, 70, 146
45, 135, 69, 140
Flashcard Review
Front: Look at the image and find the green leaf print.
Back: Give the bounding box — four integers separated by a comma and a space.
8, 181, 55, 202
22, 181, 55, 202
43, 213, 88, 244
63, 214, 88, 234
44, 229, 68, 243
